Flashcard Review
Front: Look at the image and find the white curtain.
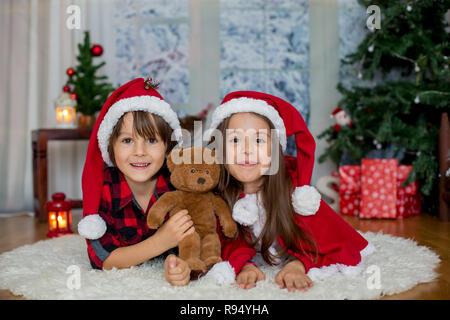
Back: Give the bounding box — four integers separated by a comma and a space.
0, 0, 115, 214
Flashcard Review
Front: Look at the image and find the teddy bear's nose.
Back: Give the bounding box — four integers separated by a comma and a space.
197, 177, 206, 185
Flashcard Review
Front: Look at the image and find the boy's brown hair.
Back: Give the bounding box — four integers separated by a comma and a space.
107, 111, 177, 168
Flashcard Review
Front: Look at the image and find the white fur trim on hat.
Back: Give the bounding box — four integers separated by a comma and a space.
360, 242, 376, 257
203, 97, 287, 151
77, 214, 107, 240
306, 241, 376, 282
98, 95, 184, 167
292, 185, 321, 216
203, 261, 236, 285
232, 193, 260, 226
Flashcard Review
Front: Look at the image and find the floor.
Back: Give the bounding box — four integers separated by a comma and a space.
0, 213, 449, 300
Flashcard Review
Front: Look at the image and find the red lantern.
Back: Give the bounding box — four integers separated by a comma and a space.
46, 193, 73, 238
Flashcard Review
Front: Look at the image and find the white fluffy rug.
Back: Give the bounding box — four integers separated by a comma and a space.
0, 232, 440, 300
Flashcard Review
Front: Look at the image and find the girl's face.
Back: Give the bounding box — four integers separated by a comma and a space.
225, 112, 272, 188
112, 112, 167, 185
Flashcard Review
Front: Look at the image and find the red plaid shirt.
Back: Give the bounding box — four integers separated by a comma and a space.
86, 167, 174, 269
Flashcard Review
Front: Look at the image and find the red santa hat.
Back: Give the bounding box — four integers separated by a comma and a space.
204, 91, 321, 218
331, 107, 343, 116
77, 77, 183, 240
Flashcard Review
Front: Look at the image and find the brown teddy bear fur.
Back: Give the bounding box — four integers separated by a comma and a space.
147, 146, 237, 278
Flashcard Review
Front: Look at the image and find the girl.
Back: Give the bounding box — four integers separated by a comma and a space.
204, 91, 374, 292
78, 78, 193, 286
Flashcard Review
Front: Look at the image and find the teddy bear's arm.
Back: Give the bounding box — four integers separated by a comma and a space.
147, 191, 183, 229
210, 194, 237, 238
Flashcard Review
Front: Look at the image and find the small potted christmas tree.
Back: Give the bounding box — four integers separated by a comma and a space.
65, 31, 115, 128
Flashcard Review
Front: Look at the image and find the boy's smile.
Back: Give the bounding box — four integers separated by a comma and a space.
130, 162, 151, 169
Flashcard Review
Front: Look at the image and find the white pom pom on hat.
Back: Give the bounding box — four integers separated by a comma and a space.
232, 193, 260, 226
291, 185, 321, 216
203, 261, 236, 285
77, 214, 107, 240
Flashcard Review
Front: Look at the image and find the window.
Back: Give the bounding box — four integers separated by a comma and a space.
113, 0, 311, 155
113, 0, 190, 106
220, 0, 310, 123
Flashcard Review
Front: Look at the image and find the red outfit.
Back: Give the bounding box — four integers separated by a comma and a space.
205, 91, 373, 283
217, 156, 370, 278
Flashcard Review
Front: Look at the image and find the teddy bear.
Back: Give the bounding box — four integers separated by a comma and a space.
147, 146, 238, 278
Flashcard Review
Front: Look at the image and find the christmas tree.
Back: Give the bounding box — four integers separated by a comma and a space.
318, 0, 450, 214
67, 31, 115, 116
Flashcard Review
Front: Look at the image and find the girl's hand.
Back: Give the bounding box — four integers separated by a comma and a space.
236, 264, 266, 289
275, 260, 313, 292
164, 254, 190, 286
154, 209, 195, 252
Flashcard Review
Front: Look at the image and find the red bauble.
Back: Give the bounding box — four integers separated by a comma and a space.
66, 67, 75, 77
70, 92, 77, 100
91, 44, 103, 57
63, 85, 71, 92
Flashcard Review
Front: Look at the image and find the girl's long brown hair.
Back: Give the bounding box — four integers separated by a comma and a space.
214, 114, 318, 266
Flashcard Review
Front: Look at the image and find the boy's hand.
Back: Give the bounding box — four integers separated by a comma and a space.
164, 254, 191, 286
236, 264, 265, 289
275, 260, 313, 292
155, 209, 195, 252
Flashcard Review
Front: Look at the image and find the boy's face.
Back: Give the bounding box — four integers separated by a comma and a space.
225, 112, 272, 185
112, 112, 167, 185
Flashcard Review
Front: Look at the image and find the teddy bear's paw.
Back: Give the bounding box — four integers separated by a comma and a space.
190, 269, 205, 280
186, 258, 207, 273
222, 222, 238, 238
203, 256, 222, 269
147, 215, 164, 229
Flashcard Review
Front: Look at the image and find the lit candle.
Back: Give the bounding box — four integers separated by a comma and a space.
63, 107, 72, 124
57, 212, 67, 229
49, 212, 57, 230
56, 107, 64, 123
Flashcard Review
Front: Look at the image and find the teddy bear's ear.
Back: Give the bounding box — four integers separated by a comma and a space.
166, 148, 183, 172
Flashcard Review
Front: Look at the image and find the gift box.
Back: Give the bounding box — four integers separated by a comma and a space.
360, 159, 398, 219
339, 165, 361, 216
396, 165, 421, 218
337, 160, 421, 219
